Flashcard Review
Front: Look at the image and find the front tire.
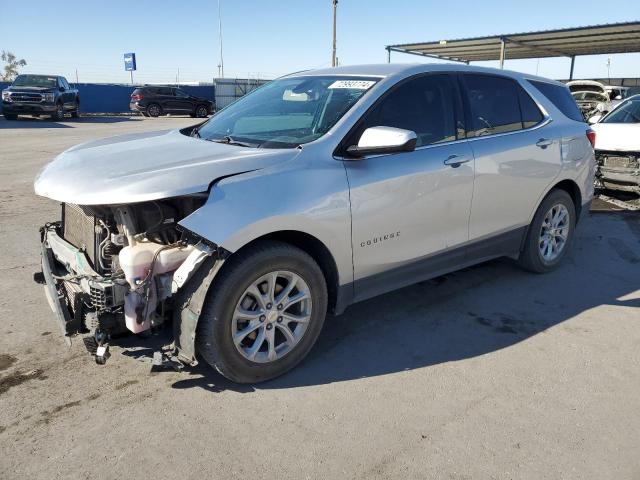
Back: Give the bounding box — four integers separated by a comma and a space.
518, 189, 576, 273
197, 241, 328, 383
51, 102, 64, 120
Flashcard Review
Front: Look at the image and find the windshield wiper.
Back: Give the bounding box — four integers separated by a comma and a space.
210, 135, 260, 148
190, 126, 201, 138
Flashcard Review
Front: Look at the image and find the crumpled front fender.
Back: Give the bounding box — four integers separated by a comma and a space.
178, 157, 353, 287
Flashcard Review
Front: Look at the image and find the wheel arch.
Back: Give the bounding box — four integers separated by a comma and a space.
225, 230, 344, 315
550, 178, 583, 221
520, 177, 583, 254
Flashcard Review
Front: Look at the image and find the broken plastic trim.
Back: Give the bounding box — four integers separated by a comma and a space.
171, 228, 230, 365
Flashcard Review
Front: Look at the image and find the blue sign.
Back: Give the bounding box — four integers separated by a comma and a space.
124, 53, 137, 71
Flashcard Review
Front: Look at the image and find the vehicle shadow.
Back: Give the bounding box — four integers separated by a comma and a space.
0, 115, 141, 128
162, 215, 639, 393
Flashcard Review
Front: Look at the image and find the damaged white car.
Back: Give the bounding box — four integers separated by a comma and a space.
590, 95, 640, 192
34, 65, 595, 383
567, 80, 612, 120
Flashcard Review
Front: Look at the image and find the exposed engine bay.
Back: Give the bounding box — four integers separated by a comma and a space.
38, 194, 223, 364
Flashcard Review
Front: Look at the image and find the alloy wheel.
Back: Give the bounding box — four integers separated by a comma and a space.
231, 270, 312, 363
538, 203, 570, 262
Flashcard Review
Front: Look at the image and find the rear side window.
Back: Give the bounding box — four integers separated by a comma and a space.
529, 80, 583, 122
351, 74, 458, 148
462, 74, 523, 136
519, 88, 544, 128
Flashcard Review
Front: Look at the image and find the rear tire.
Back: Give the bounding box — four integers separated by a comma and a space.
197, 240, 328, 383
71, 101, 80, 118
146, 103, 161, 117
195, 104, 208, 118
3, 114, 17, 120
518, 189, 576, 273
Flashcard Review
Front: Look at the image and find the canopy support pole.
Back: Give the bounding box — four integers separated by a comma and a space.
569, 56, 576, 79
499, 37, 506, 68
387, 46, 391, 63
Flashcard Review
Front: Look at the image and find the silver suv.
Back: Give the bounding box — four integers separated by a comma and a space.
34, 64, 595, 383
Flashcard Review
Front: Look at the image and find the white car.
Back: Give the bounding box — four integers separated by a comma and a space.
604, 85, 630, 110
590, 95, 640, 192
567, 80, 612, 120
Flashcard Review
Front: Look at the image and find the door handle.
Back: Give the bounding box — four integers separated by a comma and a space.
443, 154, 471, 168
536, 138, 553, 149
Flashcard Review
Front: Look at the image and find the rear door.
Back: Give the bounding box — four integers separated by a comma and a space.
58, 77, 73, 108
459, 73, 561, 243
343, 73, 475, 301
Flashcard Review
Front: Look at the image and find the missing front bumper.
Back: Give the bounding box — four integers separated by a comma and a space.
38, 238, 76, 344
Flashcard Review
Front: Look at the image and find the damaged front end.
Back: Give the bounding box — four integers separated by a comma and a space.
36, 195, 227, 364
595, 150, 640, 193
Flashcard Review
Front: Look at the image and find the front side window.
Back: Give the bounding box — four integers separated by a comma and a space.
601, 98, 640, 124
347, 74, 458, 148
196, 76, 379, 148
462, 74, 523, 136
174, 89, 189, 98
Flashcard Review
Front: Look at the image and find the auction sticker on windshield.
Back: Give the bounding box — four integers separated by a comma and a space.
328, 80, 376, 90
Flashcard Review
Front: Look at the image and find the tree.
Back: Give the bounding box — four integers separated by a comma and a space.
1, 51, 27, 82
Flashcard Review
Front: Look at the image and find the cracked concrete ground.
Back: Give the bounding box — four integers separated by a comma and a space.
1, 115, 639, 480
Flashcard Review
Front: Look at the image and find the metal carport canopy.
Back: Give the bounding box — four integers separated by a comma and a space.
386, 22, 640, 79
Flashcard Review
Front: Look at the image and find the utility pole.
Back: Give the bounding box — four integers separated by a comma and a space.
332, 0, 338, 67
218, 0, 224, 78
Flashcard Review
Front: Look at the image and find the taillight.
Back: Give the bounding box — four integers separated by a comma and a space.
586, 129, 596, 148
131, 93, 143, 101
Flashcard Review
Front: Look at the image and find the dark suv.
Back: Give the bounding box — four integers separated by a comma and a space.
130, 86, 214, 118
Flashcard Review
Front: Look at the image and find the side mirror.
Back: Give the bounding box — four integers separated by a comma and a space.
59, 86, 65, 92
614, 95, 622, 100
346, 126, 417, 158
588, 114, 602, 124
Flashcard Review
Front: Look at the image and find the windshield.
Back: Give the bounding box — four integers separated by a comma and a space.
601, 98, 640, 124
572, 91, 608, 102
196, 76, 379, 148
12, 75, 57, 88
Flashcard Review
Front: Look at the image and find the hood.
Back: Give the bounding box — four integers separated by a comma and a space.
34, 129, 300, 205
6, 86, 56, 93
592, 123, 640, 151
567, 81, 606, 94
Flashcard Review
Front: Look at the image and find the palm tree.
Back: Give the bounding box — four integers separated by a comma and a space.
1, 51, 27, 82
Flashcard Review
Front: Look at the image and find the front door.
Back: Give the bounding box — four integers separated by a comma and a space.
343, 74, 475, 301
167, 88, 195, 114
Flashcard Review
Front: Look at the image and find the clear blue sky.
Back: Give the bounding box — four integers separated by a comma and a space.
1, 0, 638, 84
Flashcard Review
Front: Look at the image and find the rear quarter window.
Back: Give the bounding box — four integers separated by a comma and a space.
529, 80, 584, 122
